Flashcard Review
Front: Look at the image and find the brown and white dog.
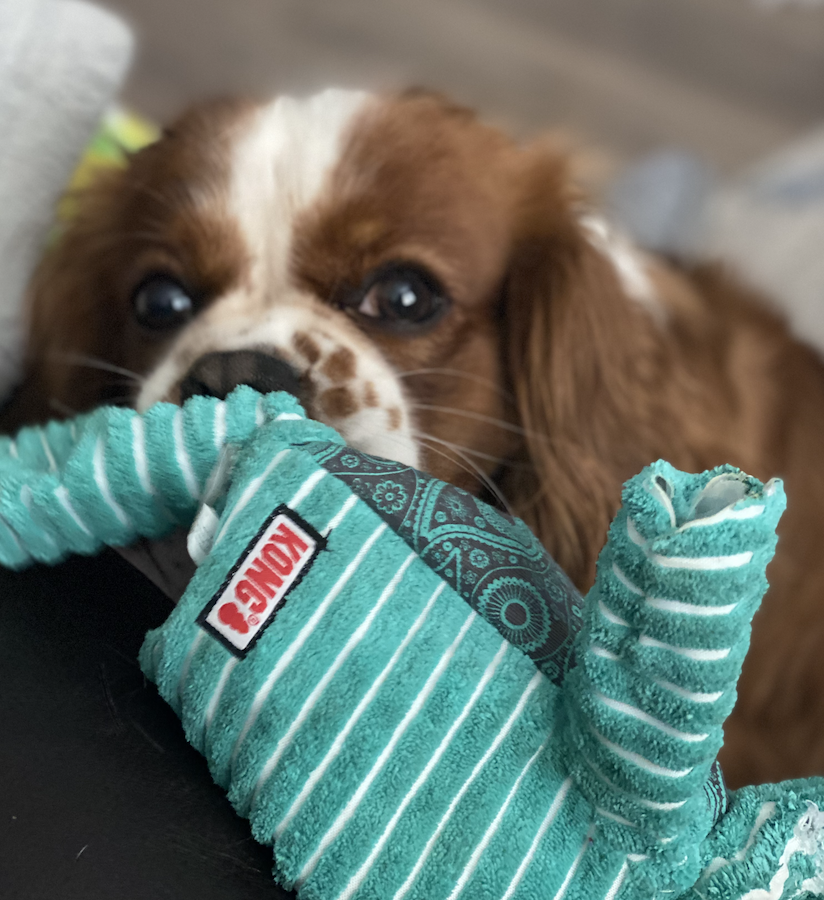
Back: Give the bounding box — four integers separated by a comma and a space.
6, 88, 824, 788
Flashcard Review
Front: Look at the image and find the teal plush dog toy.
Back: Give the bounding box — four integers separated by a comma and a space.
2, 387, 823, 899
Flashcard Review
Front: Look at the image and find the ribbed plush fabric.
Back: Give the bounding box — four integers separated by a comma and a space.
2, 387, 823, 900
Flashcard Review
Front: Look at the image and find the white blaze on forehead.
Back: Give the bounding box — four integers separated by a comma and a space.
228, 88, 372, 291
579, 213, 664, 324
136, 88, 422, 469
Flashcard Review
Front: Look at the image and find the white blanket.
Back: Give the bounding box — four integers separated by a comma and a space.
0, 0, 132, 400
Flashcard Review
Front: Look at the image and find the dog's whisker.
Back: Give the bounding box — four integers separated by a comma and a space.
48, 397, 78, 418
415, 432, 515, 516
408, 402, 546, 440
49, 352, 145, 384
398, 368, 516, 403
411, 430, 510, 466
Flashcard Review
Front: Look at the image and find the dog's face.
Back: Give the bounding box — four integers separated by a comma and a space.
16, 88, 664, 584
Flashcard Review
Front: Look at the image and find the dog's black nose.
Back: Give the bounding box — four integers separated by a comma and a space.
179, 350, 303, 403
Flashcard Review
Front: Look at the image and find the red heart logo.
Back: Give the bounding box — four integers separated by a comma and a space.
218, 601, 250, 634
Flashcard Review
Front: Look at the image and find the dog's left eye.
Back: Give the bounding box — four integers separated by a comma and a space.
132, 275, 195, 330
354, 265, 448, 332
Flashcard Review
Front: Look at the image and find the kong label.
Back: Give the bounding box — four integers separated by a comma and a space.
198, 506, 324, 656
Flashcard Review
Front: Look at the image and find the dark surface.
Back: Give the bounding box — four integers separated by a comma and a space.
0, 549, 291, 900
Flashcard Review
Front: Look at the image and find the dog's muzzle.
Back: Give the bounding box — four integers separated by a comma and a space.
180, 350, 303, 403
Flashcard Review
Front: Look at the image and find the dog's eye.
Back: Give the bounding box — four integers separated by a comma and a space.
355, 265, 448, 332
132, 275, 194, 330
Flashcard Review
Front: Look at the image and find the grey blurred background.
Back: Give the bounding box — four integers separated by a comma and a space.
103, 0, 824, 172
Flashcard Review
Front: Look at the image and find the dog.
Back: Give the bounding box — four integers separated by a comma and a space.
6, 87, 824, 788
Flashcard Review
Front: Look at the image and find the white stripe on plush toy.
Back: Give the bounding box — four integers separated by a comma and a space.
602, 859, 630, 900
392, 670, 544, 900
645, 597, 738, 617
0, 510, 31, 562
297, 611, 479, 887
448, 737, 550, 900
654, 679, 724, 704
93, 436, 132, 529
247, 550, 418, 811
54, 485, 93, 536
173, 408, 201, 501
213, 400, 226, 450
585, 754, 687, 812
639, 635, 731, 661
335, 639, 510, 900
614, 561, 740, 616
213, 448, 292, 547
288, 469, 326, 509
627, 518, 753, 569
499, 776, 573, 900
598, 599, 630, 627
595, 693, 710, 743
20, 485, 59, 551
131, 417, 155, 496
551, 824, 596, 900
231, 522, 387, 779
322, 495, 358, 536
612, 562, 643, 594
275, 582, 447, 840
594, 727, 694, 778
39, 430, 57, 472
203, 657, 239, 735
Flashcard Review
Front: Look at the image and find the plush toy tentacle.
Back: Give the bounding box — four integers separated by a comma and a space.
0, 387, 334, 569
563, 460, 786, 893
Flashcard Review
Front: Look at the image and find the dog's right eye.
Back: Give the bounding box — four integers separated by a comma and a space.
132, 275, 195, 330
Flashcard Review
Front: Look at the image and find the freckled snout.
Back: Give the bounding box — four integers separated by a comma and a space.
179, 349, 304, 403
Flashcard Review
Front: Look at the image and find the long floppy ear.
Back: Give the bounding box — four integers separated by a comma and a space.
498, 145, 671, 589
0, 169, 133, 430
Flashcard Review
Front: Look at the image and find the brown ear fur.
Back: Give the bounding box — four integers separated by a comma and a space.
0, 169, 133, 430
499, 146, 678, 589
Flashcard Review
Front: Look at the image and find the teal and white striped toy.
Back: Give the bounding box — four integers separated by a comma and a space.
2, 386, 823, 899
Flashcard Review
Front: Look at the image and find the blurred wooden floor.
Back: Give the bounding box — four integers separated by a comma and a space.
104, 0, 824, 172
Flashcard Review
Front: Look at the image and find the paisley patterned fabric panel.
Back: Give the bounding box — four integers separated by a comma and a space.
303, 442, 585, 684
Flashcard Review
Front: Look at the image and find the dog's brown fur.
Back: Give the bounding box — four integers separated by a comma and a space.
6, 90, 824, 788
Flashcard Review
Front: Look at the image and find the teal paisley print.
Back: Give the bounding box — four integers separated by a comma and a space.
302, 442, 584, 684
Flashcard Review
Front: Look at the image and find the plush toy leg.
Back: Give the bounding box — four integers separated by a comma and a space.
564, 461, 786, 894
0, 387, 340, 568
